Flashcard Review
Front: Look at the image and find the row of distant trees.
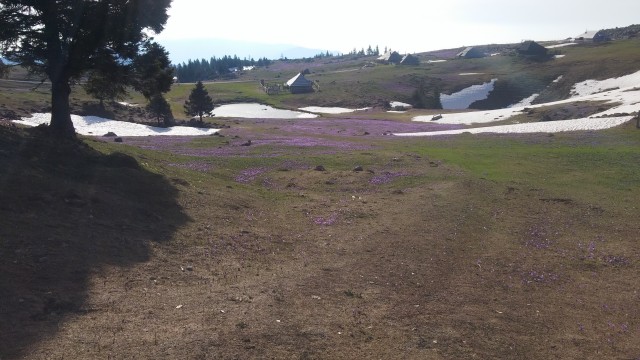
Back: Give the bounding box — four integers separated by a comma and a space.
174, 56, 272, 83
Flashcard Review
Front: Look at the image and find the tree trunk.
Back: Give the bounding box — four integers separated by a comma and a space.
49, 79, 76, 138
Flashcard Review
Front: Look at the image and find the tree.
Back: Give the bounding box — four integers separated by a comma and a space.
132, 42, 174, 101
0, 59, 7, 78
147, 94, 173, 126
184, 81, 214, 123
411, 81, 442, 109
0, 0, 172, 138
83, 53, 130, 107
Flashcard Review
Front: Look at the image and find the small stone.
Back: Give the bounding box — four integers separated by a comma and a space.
353, 166, 364, 172
314, 165, 326, 171
114, 137, 123, 143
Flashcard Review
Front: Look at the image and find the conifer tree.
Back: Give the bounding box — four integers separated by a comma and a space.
147, 94, 173, 126
184, 81, 214, 123
0, 0, 171, 138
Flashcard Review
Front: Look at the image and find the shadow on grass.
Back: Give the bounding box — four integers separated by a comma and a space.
0, 124, 190, 358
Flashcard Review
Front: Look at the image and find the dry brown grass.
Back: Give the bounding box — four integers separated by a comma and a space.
1, 116, 638, 359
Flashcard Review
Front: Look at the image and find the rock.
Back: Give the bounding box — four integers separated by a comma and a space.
114, 137, 123, 143
353, 166, 364, 172
103, 131, 118, 137
240, 140, 252, 146
314, 165, 326, 171
431, 114, 443, 121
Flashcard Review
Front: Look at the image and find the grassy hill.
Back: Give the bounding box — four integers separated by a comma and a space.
1, 38, 640, 359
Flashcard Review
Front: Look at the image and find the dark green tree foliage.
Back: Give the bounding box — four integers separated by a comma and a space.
0, 59, 7, 77
133, 42, 174, 100
83, 53, 130, 106
0, 0, 171, 138
184, 81, 214, 122
412, 81, 442, 109
174, 56, 271, 83
147, 94, 173, 126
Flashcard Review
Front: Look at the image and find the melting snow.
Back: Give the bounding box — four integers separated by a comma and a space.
441, 79, 497, 110
396, 117, 630, 136
509, 93, 540, 108
389, 101, 413, 109
13, 113, 219, 137
546, 43, 578, 49
396, 69, 640, 136
300, 106, 370, 114
210, 103, 317, 119
117, 101, 138, 107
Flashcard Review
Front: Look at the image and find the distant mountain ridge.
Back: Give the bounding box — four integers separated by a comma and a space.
156, 38, 338, 64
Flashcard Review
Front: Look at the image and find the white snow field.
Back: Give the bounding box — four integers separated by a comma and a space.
13, 113, 219, 136
300, 106, 370, 114
396, 70, 640, 136
210, 103, 317, 118
546, 42, 578, 49
440, 79, 497, 110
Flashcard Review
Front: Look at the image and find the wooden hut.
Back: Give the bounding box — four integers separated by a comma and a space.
286, 73, 314, 94
516, 41, 548, 57
456, 47, 485, 59
377, 51, 402, 65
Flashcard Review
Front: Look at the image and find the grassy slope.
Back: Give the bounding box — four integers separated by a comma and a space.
1, 38, 640, 359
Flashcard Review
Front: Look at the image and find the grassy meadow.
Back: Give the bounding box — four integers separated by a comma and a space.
1, 39, 639, 359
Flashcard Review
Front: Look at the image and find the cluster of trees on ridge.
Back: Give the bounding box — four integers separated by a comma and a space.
0, 0, 447, 139
174, 56, 272, 83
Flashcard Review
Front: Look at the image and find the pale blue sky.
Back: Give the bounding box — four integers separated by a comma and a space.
154, 0, 640, 55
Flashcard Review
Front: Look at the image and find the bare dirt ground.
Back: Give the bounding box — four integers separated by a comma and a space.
1, 117, 639, 359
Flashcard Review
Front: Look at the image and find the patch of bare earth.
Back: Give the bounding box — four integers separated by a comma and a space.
2, 121, 638, 360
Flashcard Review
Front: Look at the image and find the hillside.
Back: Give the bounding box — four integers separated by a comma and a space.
1, 36, 640, 359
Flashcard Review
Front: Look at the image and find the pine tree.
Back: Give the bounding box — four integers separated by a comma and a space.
133, 42, 174, 101
147, 94, 173, 126
184, 81, 214, 123
0, 0, 171, 138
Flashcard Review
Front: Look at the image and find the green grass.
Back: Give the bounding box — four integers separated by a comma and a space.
395, 124, 640, 207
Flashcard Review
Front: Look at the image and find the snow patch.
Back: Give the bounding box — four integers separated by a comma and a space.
210, 103, 318, 119
389, 101, 412, 110
509, 93, 539, 108
300, 106, 369, 114
397, 69, 640, 136
395, 117, 631, 136
440, 79, 497, 110
13, 113, 219, 137
546, 43, 577, 49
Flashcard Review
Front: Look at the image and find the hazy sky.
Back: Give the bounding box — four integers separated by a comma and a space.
154, 0, 640, 54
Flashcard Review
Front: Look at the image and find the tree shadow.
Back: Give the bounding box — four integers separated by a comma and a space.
0, 125, 191, 358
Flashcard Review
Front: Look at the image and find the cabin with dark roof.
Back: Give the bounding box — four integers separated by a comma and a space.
400, 54, 420, 65
286, 73, 314, 94
516, 41, 548, 57
377, 51, 402, 65
456, 47, 485, 59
